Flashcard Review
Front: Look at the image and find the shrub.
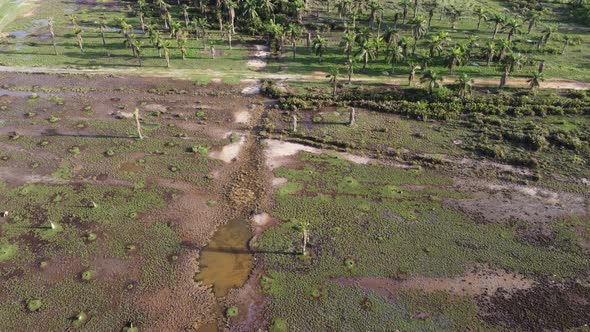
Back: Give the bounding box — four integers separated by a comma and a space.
226, 306, 239, 317
26, 299, 43, 312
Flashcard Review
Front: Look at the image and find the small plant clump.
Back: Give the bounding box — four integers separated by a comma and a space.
81, 270, 96, 281
225, 306, 239, 318
48, 116, 60, 123
26, 299, 43, 312
68, 146, 81, 155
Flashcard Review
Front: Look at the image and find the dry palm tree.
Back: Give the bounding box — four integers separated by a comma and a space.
133, 108, 143, 139
74, 26, 84, 53
408, 63, 421, 86
48, 18, 58, 55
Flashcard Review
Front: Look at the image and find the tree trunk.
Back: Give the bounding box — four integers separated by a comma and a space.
165, 50, 170, 67
538, 60, 545, 73
349, 107, 355, 126
292, 115, 297, 132
134, 109, 143, 139
302, 229, 308, 255
493, 23, 500, 39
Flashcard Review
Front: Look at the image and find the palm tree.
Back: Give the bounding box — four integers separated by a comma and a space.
346, 58, 354, 84
447, 7, 463, 30
446, 46, 464, 73
525, 10, 542, 34
490, 13, 506, 40
48, 18, 57, 55
241, 0, 260, 21
386, 44, 404, 74
286, 23, 303, 58
497, 38, 512, 61
413, 0, 420, 18
224, 23, 233, 49
355, 39, 376, 72
456, 73, 473, 98
560, 34, 580, 54
408, 63, 421, 86
225, 0, 237, 33
368, 0, 383, 29
182, 5, 190, 28
483, 41, 496, 66
475, 7, 487, 31
260, 0, 275, 18
97, 18, 107, 48
383, 26, 400, 47
400, 0, 412, 24
409, 16, 428, 55
541, 25, 556, 46
503, 18, 522, 42
427, 35, 443, 57
527, 72, 544, 90
420, 69, 443, 95
326, 66, 340, 96
341, 32, 356, 61
312, 34, 327, 63
399, 36, 412, 57
194, 17, 210, 49
372, 36, 386, 59
73, 26, 84, 53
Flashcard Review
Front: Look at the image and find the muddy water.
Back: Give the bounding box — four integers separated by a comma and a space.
195, 218, 253, 297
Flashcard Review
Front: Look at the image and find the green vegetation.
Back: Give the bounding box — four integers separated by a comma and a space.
257, 152, 589, 330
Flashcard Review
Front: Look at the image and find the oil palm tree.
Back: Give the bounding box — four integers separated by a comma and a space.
346, 58, 354, 84
541, 25, 556, 46
326, 66, 340, 96
420, 69, 443, 95
483, 41, 496, 66
497, 38, 512, 61
400, 0, 412, 24
383, 26, 400, 47
503, 18, 522, 42
312, 34, 327, 63
356, 39, 376, 72
475, 7, 487, 31
490, 13, 506, 40
194, 17, 210, 49
341, 32, 356, 61
241, 0, 260, 21
427, 35, 443, 57
525, 10, 542, 34
456, 73, 473, 98
446, 46, 464, 73
368, 0, 383, 29
409, 15, 428, 55
399, 36, 413, 57
386, 44, 404, 74
286, 23, 303, 58
560, 34, 580, 54
225, 0, 237, 33
527, 72, 544, 90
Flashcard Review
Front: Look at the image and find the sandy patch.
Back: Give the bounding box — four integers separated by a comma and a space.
241, 85, 261, 95
246, 45, 270, 69
271, 177, 288, 187
210, 134, 246, 163
263, 139, 321, 169
234, 110, 251, 124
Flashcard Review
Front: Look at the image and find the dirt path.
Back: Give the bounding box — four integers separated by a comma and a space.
1, 64, 588, 90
